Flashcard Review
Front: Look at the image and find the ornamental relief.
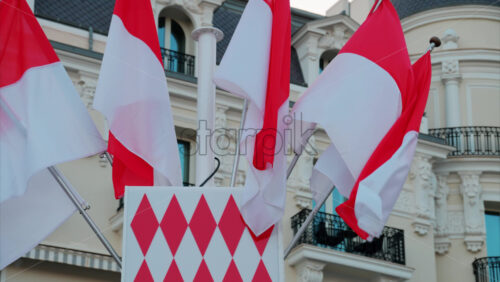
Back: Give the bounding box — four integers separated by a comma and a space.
411, 154, 436, 221
434, 174, 450, 236
447, 211, 465, 235
442, 60, 459, 76
459, 172, 484, 235
318, 25, 348, 50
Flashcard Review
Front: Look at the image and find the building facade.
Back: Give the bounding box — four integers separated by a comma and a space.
1, 0, 499, 281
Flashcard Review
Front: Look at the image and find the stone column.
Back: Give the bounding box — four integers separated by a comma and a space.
442, 68, 462, 127
192, 27, 223, 186
441, 28, 462, 127
458, 171, 485, 253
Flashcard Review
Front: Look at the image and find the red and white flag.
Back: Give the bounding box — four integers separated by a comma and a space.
214, 0, 291, 235
293, 0, 431, 239
0, 0, 106, 269
93, 0, 182, 198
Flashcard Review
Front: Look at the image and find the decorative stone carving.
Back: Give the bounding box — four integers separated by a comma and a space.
184, 0, 202, 14
410, 154, 436, 236
393, 190, 413, 214
213, 105, 231, 184
434, 173, 450, 254
447, 211, 465, 235
442, 60, 459, 76
435, 237, 451, 255
318, 25, 347, 50
459, 172, 485, 253
435, 173, 450, 235
296, 260, 325, 282
442, 29, 459, 50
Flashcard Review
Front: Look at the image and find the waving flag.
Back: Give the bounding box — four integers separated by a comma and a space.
336, 51, 432, 239
292, 0, 429, 239
0, 0, 105, 269
214, 0, 291, 235
94, 0, 182, 199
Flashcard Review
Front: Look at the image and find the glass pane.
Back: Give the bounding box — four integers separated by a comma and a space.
158, 17, 165, 48
485, 212, 500, 256
332, 188, 343, 215
177, 141, 190, 185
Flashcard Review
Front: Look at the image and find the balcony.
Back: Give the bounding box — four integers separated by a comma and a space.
473, 257, 500, 282
291, 209, 406, 265
428, 127, 500, 157
160, 48, 195, 77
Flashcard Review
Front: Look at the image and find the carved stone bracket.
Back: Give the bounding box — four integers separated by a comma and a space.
435, 237, 451, 255
410, 153, 437, 236
296, 260, 326, 282
458, 171, 485, 253
434, 173, 450, 254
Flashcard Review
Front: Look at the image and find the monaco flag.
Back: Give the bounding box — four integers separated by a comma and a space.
214, 0, 291, 235
93, 0, 182, 198
0, 0, 106, 269
292, 0, 431, 239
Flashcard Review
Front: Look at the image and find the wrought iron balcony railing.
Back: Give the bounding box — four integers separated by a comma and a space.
291, 209, 405, 265
428, 126, 500, 157
160, 48, 195, 77
473, 256, 500, 282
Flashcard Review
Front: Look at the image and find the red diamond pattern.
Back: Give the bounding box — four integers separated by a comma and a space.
218, 195, 246, 256
189, 195, 217, 256
222, 260, 242, 282
193, 260, 214, 282
160, 195, 188, 256
252, 260, 272, 282
164, 260, 183, 282
128, 191, 278, 281
135, 260, 154, 282
249, 225, 274, 256
131, 194, 159, 255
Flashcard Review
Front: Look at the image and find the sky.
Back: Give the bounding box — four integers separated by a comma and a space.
290, 0, 340, 15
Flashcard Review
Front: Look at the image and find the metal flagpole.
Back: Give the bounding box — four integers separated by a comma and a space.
283, 37, 441, 260
47, 166, 122, 268
230, 99, 248, 187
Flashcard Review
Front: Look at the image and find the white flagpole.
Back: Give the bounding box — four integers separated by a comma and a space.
283, 38, 441, 260
230, 99, 248, 187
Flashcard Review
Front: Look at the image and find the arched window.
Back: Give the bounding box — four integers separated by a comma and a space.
170, 20, 185, 53
319, 49, 339, 73
158, 16, 166, 48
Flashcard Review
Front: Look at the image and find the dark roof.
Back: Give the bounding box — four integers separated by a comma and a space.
35, 0, 314, 85
391, 0, 500, 19
35, 0, 115, 35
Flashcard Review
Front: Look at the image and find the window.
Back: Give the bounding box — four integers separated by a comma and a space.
319, 49, 339, 73
177, 140, 190, 186
158, 16, 166, 48
485, 211, 500, 256
170, 20, 185, 53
